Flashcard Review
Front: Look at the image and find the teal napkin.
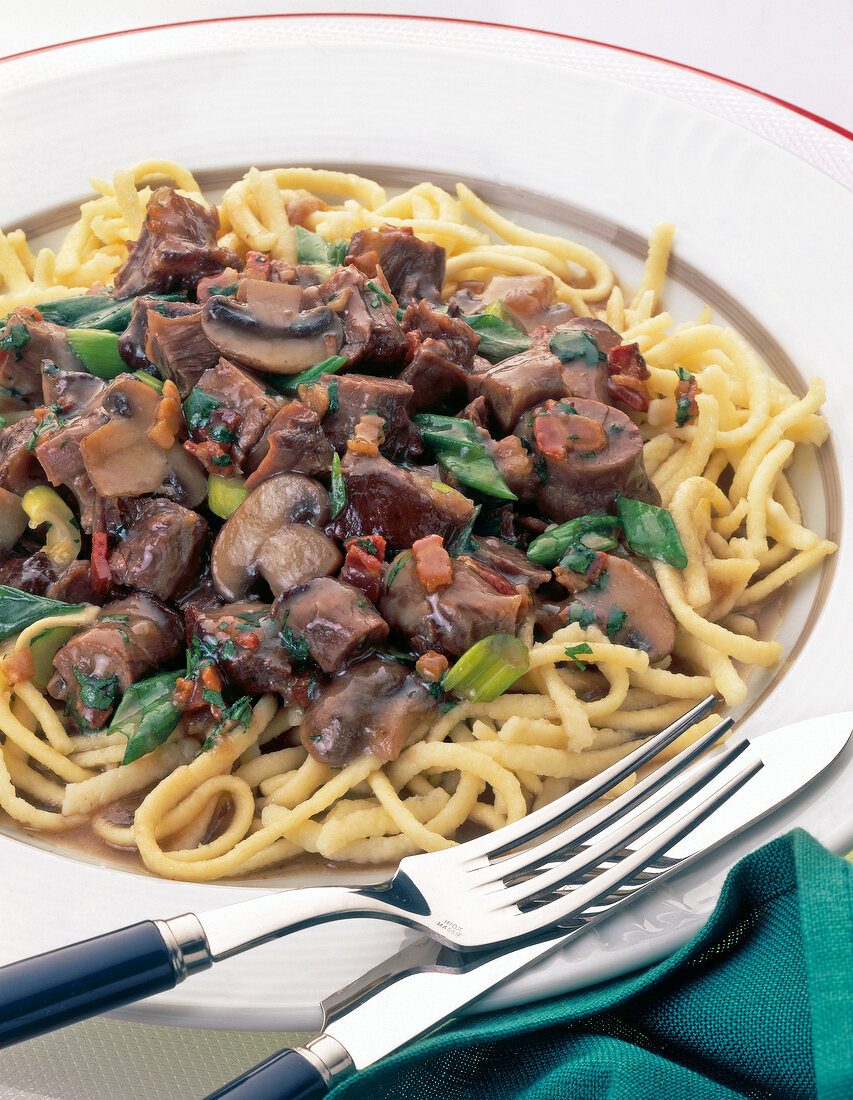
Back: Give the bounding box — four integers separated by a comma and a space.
329, 830, 853, 1099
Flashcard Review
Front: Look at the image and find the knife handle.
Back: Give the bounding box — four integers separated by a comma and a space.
0, 915, 210, 1047
204, 1047, 329, 1099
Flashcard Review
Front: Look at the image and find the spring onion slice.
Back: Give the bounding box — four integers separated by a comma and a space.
526, 515, 621, 566
208, 475, 249, 520
330, 451, 347, 519
66, 329, 126, 380
442, 633, 529, 703
275, 354, 348, 393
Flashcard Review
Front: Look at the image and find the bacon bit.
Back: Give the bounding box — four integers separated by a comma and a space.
412, 534, 453, 594
298, 383, 331, 419
533, 403, 607, 459
554, 550, 608, 594
173, 676, 207, 711
532, 411, 569, 458
674, 373, 700, 425
460, 556, 520, 597
347, 413, 386, 456
196, 267, 240, 302
566, 416, 607, 453
90, 531, 113, 596
290, 672, 316, 709
3, 647, 34, 685
341, 535, 387, 604
527, 324, 554, 342
201, 663, 223, 694
607, 343, 651, 412
347, 247, 381, 278
148, 379, 182, 450
184, 438, 233, 475
245, 251, 272, 280
404, 329, 422, 363
608, 375, 650, 411
415, 650, 449, 683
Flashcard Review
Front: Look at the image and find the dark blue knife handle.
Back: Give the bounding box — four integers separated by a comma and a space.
204, 1046, 329, 1099
0, 917, 209, 1047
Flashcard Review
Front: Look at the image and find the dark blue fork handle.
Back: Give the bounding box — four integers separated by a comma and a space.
0, 920, 181, 1048
204, 1047, 328, 1099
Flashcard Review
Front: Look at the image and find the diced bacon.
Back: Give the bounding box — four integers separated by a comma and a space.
415, 650, 449, 683
3, 647, 34, 685
90, 531, 113, 597
412, 534, 453, 594
607, 343, 651, 412
340, 535, 386, 604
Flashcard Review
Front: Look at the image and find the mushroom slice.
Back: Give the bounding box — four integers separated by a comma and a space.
0, 487, 27, 553
201, 286, 343, 374
80, 375, 207, 506
255, 525, 343, 598
210, 472, 336, 600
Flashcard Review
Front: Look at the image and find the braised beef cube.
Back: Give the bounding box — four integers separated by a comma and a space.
112, 188, 242, 299
108, 498, 208, 600
1, 310, 83, 410
191, 601, 295, 697
188, 358, 283, 470
0, 417, 47, 495
400, 301, 479, 368
450, 275, 575, 334
346, 225, 446, 307
380, 553, 525, 658
48, 595, 183, 731
306, 266, 407, 368
310, 373, 422, 461
0, 551, 56, 595
552, 318, 618, 404
398, 339, 471, 414
118, 297, 202, 374
332, 451, 475, 553
245, 400, 333, 490
33, 404, 109, 533
470, 535, 551, 591
41, 366, 104, 413
486, 435, 538, 500
459, 395, 490, 430
515, 397, 660, 522
179, 577, 226, 639
45, 559, 102, 605
143, 309, 221, 398
476, 343, 568, 431
299, 656, 438, 766
271, 577, 388, 674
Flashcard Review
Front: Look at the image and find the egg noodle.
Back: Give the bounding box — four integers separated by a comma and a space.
0, 161, 836, 881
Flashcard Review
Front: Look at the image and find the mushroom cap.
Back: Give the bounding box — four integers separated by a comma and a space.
210, 472, 340, 600
0, 487, 27, 552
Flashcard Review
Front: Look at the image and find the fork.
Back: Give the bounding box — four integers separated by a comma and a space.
0, 694, 754, 1047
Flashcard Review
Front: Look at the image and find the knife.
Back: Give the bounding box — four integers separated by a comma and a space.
202, 711, 853, 1099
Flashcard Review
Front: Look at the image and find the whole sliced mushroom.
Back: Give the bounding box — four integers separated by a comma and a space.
211, 472, 341, 600
0, 487, 27, 552
80, 375, 207, 506
201, 278, 343, 374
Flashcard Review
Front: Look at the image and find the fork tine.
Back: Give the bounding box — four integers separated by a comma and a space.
481, 716, 734, 883
496, 734, 747, 907
459, 694, 720, 864
503, 753, 763, 939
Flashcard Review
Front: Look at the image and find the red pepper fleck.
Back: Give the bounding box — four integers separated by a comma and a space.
90, 531, 113, 596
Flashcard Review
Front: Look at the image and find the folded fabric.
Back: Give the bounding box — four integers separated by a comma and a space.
328, 829, 853, 1099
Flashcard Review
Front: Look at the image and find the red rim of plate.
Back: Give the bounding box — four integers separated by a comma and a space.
1, 12, 851, 145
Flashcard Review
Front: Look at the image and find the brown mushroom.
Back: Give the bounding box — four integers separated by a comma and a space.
80, 375, 207, 506
210, 473, 342, 600
201, 279, 343, 374
0, 487, 26, 552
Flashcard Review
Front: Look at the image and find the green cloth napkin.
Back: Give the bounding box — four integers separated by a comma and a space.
329, 830, 853, 1099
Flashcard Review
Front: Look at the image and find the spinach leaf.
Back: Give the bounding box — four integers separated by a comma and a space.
72, 668, 119, 712
462, 313, 531, 363
0, 586, 86, 643
109, 670, 182, 765
294, 226, 348, 267
414, 413, 516, 501
549, 330, 603, 367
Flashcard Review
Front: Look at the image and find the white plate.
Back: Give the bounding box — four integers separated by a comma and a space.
0, 16, 852, 1032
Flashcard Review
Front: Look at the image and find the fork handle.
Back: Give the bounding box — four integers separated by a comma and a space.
0, 915, 210, 1048
204, 1047, 328, 1099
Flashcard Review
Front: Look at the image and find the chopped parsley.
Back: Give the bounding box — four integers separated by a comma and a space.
207, 282, 238, 298
354, 537, 379, 556
279, 611, 311, 666
564, 642, 594, 669
26, 404, 66, 451
200, 696, 252, 752
0, 321, 31, 360
567, 603, 596, 629
606, 605, 628, 638
210, 453, 232, 467
533, 456, 548, 484
72, 668, 119, 713
183, 388, 221, 433
208, 424, 238, 445
219, 638, 238, 661
330, 451, 346, 519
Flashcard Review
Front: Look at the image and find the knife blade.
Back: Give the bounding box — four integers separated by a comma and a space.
203, 711, 853, 1099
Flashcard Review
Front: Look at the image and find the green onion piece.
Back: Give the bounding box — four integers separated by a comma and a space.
330, 452, 346, 519
29, 624, 78, 689
274, 354, 348, 394
385, 549, 413, 591
66, 329, 126, 380
108, 670, 182, 765
441, 633, 529, 703
133, 371, 164, 393
35, 294, 114, 327
615, 494, 688, 569
481, 299, 525, 332
208, 475, 249, 519
549, 330, 603, 367
527, 515, 621, 566
294, 226, 348, 267
366, 280, 393, 305
414, 413, 517, 501
462, 313, 531, 363
0, 585, 86, 643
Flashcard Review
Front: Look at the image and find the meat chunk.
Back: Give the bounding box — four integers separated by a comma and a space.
0, 551, 57, 595
399, 302, 480, 415
48, 595, 183, 731
551, 318, 617, 404
41, 366, 104, 413
108, 498, 208, 600
244, 400, 333, 490
45, 559, 101, 605
117, 297, 202, 375
186, 358, 283, 471
470, 536, 552, 591
346, 225, 446, 306
0, 416, 47, 495
380, 552, 526, 657
331, 450, 475, 553
1, 309, 82, 411
450, 275, 574, 333
272, 577, 388, 673
112, 188, 242, 299
144, 309, 221, 398
34, 405, 109, 531
190, 601, 296, 697
475, 342, 568, 431
299, 656, 439, 766
516, 398, 660, 522
307, 373, 422, 461
305, 266, 407, 368
400, 301, 480, 368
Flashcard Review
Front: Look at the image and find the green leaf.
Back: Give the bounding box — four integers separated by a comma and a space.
414, 413, 516, 501
295, 226, 348, 267
549, 330, 603, 367
330, 451, 347, 519
183, 388, 221, 432
526, 515, 621, 566
564, 642, 593, 669
109, 670, 182, 764
273, 354, 348, 394
0, 586, 86, 643
65, 329, 125, 379
606, 605, 628, 638
0, 321, 31, 357
480, 299, 525, 331
72, 667, 119, 712
441, 633, 529, 703
462, 313, 531, 363
615, 495, 688, 569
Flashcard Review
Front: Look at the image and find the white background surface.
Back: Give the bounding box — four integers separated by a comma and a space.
0, 5, 850, 1099
5, 0, 852, 134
